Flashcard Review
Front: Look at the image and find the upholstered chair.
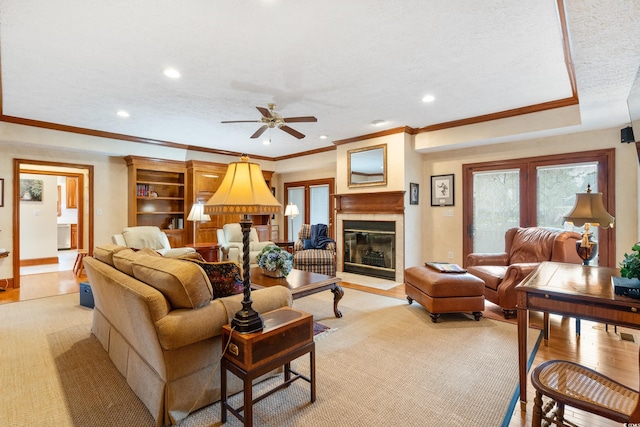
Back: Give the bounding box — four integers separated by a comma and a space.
293, 224, 337, 276
219, 223, 274, 268
111, 226, 196, 258
466, 227, 582, 318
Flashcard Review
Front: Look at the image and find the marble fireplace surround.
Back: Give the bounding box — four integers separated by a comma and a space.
334, 192, 405, 283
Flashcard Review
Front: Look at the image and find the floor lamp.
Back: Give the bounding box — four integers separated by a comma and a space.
284, 203, 299, 241
187, 202, 210, 244
205, 155, 281, 333
563, 184, 615, 266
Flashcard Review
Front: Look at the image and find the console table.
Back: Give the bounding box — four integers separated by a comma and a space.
516, 261, 640, 405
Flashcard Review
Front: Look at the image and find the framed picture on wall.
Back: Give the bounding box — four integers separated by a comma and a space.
0, 178, 4, 207
409, 183, 419, 205
430, 174, 454, 206
20, 179, 43, 202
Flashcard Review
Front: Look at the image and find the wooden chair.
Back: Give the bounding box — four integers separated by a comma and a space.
531, 354, 640, 426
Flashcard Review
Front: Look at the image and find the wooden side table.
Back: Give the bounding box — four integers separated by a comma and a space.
185, 243, 220, 262
272, 240, 295, 254
220, 307, 315, 427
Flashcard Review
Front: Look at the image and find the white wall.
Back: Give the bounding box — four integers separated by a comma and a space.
19, 174, 58, 260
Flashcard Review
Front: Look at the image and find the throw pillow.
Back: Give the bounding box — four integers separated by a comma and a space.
303, 239, 314, 250
183, 259, 244, 299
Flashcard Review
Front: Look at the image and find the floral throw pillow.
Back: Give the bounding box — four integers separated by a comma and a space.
183, 259, 244, 299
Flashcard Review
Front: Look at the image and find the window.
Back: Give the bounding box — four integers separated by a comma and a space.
284, 178, 335, 241
463, 149, 615, 266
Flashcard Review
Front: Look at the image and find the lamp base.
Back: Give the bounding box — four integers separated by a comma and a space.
576, 240, 598, 266
231, 306, 264, 334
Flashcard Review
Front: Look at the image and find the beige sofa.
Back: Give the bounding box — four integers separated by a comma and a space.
83, 244, 293, 426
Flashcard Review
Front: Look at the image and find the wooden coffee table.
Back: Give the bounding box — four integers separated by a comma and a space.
251, 267, 344, 318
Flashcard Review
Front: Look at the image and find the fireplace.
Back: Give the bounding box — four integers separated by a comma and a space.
335, 191, 405, 283
343, 220, 396, 280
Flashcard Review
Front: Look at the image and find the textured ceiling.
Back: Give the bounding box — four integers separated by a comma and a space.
0, 0, 639, 159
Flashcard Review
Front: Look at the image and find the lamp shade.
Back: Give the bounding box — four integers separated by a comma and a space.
204, 156, 281, 215
187, 203, 211, 222
284, 203, 299, 217
563, 186, 614, 228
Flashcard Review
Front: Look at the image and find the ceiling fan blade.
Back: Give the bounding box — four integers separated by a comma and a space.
282, 116, 317, 123
250, 125, 268, 139
256, 107, 273, 118
221, 120, 259, 123
280, 125, 305, 139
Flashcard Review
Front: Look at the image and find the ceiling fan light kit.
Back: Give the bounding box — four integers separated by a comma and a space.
222, 103, 317, 140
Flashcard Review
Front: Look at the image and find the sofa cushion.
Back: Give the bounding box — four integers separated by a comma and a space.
509, 228, 555, 264
122, 227, 166, 250
93, 244, 129, 266
466, 265, 506, 291
182, 259, 244, 299
132, 257, 213, 309
113, 247, 162, 276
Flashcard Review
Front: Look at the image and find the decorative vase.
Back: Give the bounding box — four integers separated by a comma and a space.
261, 267, 284, 278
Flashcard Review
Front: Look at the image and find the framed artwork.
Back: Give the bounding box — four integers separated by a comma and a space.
0, 178, 3, 207
409, 182, 419, 205
20, 179, 43, 201
430, 174, 454, 206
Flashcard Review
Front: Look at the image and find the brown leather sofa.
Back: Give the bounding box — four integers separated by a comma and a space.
466, 227, 582, 318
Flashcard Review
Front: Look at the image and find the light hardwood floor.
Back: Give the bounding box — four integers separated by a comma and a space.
1, 273, 637, 426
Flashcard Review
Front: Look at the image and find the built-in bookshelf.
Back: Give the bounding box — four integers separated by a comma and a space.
125, 156, 186, 248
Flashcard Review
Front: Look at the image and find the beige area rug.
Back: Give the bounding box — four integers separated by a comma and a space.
0, 289, 540, 427
338, 271, 400, 290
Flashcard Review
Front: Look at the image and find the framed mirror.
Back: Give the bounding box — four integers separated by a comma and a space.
347, 144, 387, 187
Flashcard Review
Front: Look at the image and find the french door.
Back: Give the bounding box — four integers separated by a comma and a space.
284, 179, 335, 241
463, 149, 615, 266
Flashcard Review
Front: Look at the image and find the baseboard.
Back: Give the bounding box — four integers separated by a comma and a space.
19, 256, 59, 267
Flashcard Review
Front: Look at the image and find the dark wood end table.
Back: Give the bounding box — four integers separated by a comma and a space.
220, 307, 315, 427
185, 242, 221, 262
251, 267, 344, 318
272, 240, 295, 253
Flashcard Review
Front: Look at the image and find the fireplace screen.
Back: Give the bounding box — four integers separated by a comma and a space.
343, 220, 395, 280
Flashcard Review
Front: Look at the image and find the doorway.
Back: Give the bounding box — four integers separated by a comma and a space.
13, 159, 94, 289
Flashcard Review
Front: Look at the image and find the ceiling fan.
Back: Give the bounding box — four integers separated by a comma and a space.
221, 103, 317, 139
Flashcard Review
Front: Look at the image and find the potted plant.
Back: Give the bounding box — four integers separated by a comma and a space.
614, 243, 640, 297
256, 245, 293, 278
620, 243, 640, 280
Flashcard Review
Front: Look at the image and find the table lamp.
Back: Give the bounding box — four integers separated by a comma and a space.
284, 203, 299, 241
186, 202, 211, 244
205, 155, 281, 333
562, 184, 615, 265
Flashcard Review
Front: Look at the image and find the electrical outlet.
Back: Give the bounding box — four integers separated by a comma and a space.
448, 251, 454, 259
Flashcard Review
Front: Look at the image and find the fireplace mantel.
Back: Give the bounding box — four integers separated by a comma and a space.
334, 191, 405, 214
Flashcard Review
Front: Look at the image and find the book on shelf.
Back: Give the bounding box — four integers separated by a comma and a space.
425, 262, 467, 274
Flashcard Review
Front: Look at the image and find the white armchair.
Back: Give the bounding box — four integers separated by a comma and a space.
111, 226, 196, 258
218, 223, 274, 267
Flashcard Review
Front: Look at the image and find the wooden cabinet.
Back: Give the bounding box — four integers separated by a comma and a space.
125, 156, 187, 248
70, 224, 78, 250
186, 160, 275, 245
125, 157, 276, 248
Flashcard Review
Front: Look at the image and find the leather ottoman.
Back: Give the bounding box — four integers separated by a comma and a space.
404, 266, 485, 322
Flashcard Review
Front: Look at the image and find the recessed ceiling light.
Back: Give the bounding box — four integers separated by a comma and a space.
163, 68, 181, 79
263, 139, 271, 145
320, 135, 328, 139
117, 110, 130, 118
372, 120, 386, 126
422, 94, 436, 103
